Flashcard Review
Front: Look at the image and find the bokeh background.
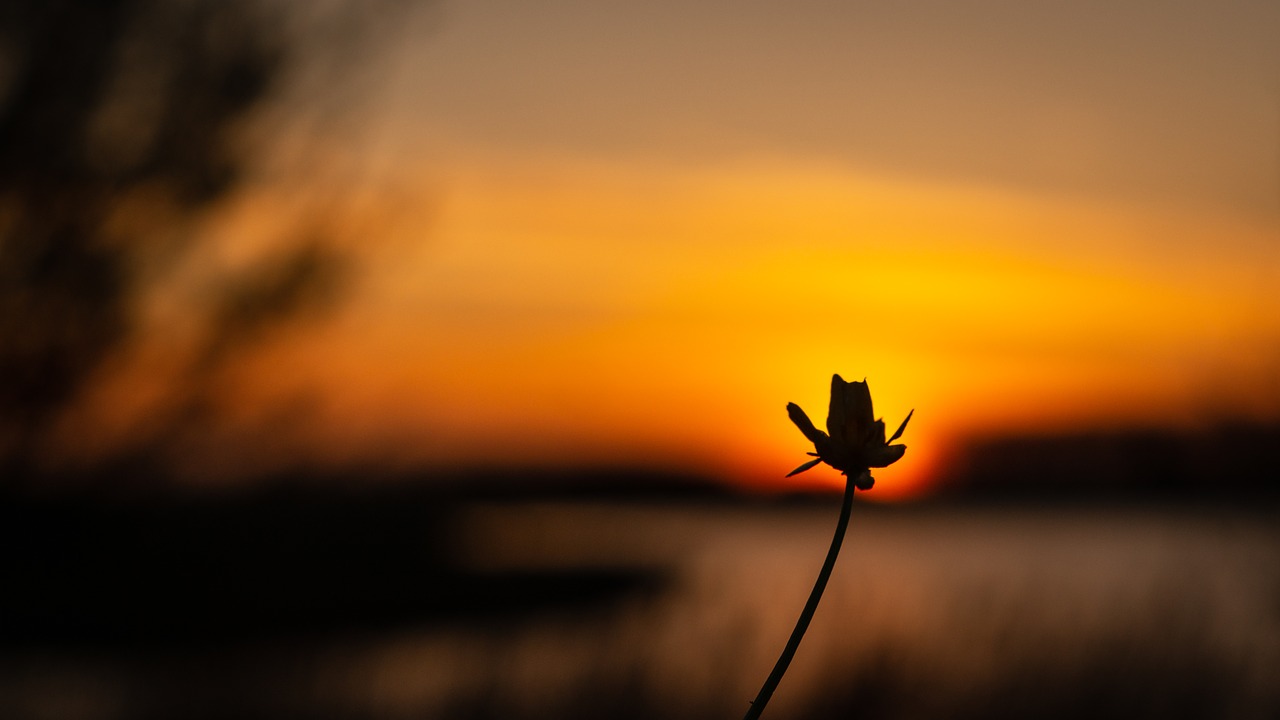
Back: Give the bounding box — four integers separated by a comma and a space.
2, 1, 1278, 718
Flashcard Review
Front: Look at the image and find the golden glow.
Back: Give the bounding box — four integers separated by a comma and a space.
25, 2, 1280, 503
78, 153, 1276, 499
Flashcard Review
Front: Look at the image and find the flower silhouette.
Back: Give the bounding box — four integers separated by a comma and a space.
785, 374, 912, 490
743, 374, 914, 720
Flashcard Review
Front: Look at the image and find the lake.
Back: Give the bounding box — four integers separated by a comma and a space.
3, 499, 1278, 719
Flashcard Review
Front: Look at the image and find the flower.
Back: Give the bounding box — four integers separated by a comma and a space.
785, 374, 912, 490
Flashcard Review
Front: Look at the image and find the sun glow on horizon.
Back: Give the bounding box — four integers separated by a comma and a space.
13, 0, 1280, 508
61, 152, 1279, 501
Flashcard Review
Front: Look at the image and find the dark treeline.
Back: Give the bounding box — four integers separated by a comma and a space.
941, 420, 1280, 503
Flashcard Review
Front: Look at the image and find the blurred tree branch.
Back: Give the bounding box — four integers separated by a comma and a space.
0, 0, 415, 485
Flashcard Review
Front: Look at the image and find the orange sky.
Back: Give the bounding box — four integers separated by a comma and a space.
61, 0, 1280, 499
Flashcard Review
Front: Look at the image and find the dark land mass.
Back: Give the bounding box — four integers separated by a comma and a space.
0, 477, 675, 651
1, 453, 1277, 720
940, 419, 1280, 504
4, 416, 1278, 650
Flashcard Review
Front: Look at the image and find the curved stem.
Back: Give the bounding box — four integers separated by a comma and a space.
743, 475, 857, 720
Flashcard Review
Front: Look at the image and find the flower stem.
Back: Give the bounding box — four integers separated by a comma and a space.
743, 475, 857, 720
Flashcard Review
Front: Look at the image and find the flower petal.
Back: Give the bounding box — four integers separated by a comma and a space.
844, 379, 875, 444
825, 374, 848, 442
785, 457, 824, 477
886, 409, 914, 444
868, 443, 907, 468
787, 403, 828, 446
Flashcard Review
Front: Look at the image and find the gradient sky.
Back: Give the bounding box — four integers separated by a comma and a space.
69, 0, 1280, 498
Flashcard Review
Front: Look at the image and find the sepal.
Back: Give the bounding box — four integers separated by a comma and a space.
786, 457, 823, 477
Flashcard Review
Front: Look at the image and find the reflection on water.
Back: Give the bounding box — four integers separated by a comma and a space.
4, 502, 1279, 719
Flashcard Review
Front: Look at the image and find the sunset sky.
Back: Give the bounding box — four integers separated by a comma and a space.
67, 0, 1280, 499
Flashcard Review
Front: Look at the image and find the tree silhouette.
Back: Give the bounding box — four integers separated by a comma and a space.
0, 0, 392, 484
